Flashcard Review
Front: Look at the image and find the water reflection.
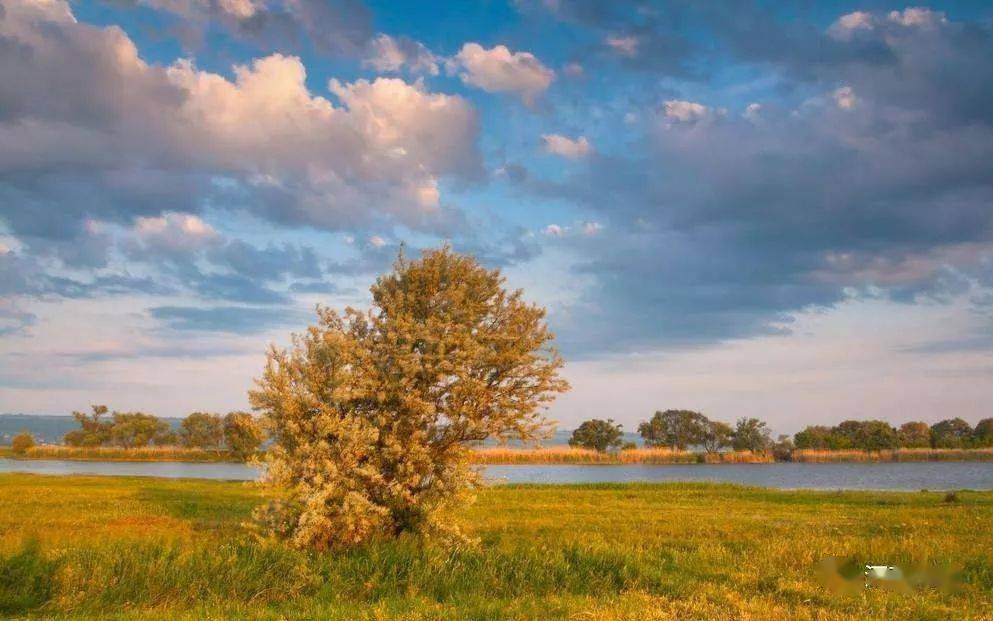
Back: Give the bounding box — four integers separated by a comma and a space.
2, 459, 992, 490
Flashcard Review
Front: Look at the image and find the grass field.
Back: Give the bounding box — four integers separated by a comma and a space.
1, 474, 991, 619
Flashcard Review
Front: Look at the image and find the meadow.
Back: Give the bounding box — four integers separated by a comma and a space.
1, 474, 991, 620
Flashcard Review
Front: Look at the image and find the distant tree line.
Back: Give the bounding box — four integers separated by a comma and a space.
569, 411, 993, 456
569, 410, 793, 456
62, 405, 265, 458
794, 418, 993, 451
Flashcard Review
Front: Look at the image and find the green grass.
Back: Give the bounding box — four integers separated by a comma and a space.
1, 474, 992, 619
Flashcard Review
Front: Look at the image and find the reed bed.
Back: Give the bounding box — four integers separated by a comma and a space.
20, 444, 239, 462
470, 447, 773, 464
793, 448, 993, 462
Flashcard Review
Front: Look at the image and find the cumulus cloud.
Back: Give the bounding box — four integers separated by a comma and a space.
828, 11, 875, 39
362, 34, 439, 75
451, 43, 554, 105
831, 86, 857, 110
541, 134, 592, 159
662, 100, 709, 123
0, 0, 481, 243
133, 213, 218, 255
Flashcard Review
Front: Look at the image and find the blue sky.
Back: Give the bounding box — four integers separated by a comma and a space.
2, 0, 993, 432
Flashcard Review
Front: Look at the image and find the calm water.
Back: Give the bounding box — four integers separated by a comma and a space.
2, 459, 993, 490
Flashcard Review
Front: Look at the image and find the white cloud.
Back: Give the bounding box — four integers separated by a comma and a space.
0, 0, 481, 234
605, 35, 639, 57
451, 43, 554, 105
216, 0, 259, 20
131, 213, 219, 255
743, 102, 763, 121
582, 221, 603, 236
362, 34, 439, 75
888, 8, 946, 28
563, 62, 584, 78
663, 99, 709, 123
832, 85, 857, 110
541, 134, 592, 159
828, 11, 875, 39
543, 224, 564, 237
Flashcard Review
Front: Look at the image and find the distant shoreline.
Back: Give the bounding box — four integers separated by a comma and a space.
3, 444, 993, 464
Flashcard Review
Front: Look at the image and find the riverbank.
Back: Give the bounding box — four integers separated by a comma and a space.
0, 445, 242, 462
793, 448, 993, 462
1, 473, 990, 619
5, 444, 993, 464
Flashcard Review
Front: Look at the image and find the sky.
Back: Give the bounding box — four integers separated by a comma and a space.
2, 0, 993, 434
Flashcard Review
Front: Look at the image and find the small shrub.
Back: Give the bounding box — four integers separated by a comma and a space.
11, 431, 35, 455
944, 491, 959, 503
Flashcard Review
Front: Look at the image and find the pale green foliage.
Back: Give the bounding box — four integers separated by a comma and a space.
251, 248, 568, 549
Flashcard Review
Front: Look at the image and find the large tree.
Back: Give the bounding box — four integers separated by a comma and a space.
223, 412, 266, 459
109, 412, 173, 449
63, 405, 112, 447
700, 420, 733, 454
731, 417, 772, 453
568, 419, 624, 452
930, 418, 973, 449
179, 412, 224, 449
638, 410, 709, 450
897, 422, 932, 449
972, 418, 993, 448
251, 248, 568, 549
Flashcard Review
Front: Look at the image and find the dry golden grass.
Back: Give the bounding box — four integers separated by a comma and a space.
19, 444, 238, 462
470, 447, 773, 464
1, 474, 991, 619
793, 448, 993, 462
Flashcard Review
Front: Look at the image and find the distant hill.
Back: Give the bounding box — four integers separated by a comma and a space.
1, 414, 642, 447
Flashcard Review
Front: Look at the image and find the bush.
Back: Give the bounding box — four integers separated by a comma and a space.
11, 431, 35, 455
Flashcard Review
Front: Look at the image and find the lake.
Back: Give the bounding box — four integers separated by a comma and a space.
2, 459, 993, 490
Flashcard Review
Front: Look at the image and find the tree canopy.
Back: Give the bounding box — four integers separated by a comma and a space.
638, 410, 709, 450
568, 419, 624, 452
251, 247, 569, 549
